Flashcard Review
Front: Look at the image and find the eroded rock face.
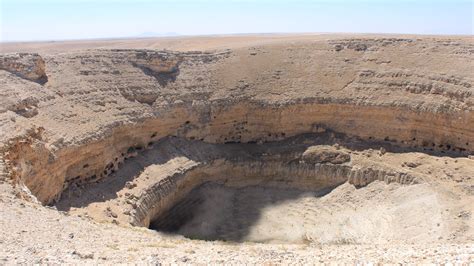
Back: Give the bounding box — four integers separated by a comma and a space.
51, 134, 420, 233
130, 50, 181, 86
6, 99, 469, 205
6, 96, 40, 118
0, 53, 48, 84
301, 145, 351, 164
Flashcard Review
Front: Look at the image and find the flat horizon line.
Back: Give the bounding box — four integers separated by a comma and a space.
1, 31, 473, 44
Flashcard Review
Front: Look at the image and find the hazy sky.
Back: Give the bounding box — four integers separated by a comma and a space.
1, 0, 472, 42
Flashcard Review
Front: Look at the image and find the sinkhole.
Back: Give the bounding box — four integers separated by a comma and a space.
53, 135, 442, 245
149, 182, 338, 243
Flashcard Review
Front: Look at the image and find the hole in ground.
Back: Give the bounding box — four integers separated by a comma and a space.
149, 182, 336, 243
148, 180, 442, 244
53, 134, 446, 245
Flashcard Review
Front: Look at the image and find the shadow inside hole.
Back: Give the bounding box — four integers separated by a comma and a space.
149, 182, 338, 242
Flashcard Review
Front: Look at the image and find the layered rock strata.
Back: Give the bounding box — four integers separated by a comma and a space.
0, 36, 472, 209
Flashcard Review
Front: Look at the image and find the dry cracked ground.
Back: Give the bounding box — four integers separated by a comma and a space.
0, 34, 473, 264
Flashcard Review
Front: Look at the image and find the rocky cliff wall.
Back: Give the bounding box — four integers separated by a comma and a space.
1, 36, 472, 205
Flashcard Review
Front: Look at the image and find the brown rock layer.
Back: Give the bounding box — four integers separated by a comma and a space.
0, 53, 48, 84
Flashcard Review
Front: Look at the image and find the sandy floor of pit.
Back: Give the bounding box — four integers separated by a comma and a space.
162, 181, 443, 244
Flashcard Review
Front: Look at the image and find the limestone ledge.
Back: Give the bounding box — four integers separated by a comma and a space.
0, 53, 48, 84
2, 99, 472, 205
